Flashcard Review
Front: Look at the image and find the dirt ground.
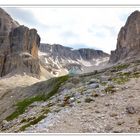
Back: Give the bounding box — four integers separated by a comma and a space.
25, 78, 140, 133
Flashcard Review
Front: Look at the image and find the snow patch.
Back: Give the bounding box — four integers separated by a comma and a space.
45, 58, 49, 64
78, 58, 92, 67
38, 51, 47, 56
94, 57, 109, 66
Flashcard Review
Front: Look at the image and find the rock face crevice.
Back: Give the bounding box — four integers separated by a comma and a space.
0, 8, 40, 77
109, 10, 140, 63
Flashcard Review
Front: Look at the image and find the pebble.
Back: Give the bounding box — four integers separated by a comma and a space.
117, 121, 125, 126
113, 129, 124, 133
88, 79, 98, 84
95, 110, 100, 113
110, 112, 118, 117
89, 83, 99, 89
105, 125, 113, 131
126, 106, 136, 114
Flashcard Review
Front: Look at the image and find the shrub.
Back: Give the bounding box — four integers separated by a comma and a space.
85, 98, 94, 103
105, 85, 116, 94
19, 115, 46, 131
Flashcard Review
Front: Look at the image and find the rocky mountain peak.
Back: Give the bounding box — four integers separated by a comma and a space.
126, 10, 140, 25
0, 8, 19, 34
109, 10, 140, 63
0, 8, 40, 77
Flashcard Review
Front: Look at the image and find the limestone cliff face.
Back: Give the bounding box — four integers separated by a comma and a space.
0, 8, 40, 77
109, 11, 140, 63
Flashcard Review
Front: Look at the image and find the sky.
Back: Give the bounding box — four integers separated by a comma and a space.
3, 7, 140, 54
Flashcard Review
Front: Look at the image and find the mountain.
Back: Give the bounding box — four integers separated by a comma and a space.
0, 8, 40, 77
109, 10, 140, 63
1, 9, 140, 133
0, 7, 109, 79
39, 43, 109, 76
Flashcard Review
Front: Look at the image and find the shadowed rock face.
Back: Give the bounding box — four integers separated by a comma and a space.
109, 10, 140, 63
0, 8, 40, 77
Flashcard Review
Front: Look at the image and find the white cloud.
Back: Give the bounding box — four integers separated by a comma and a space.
3, 7, 140, 53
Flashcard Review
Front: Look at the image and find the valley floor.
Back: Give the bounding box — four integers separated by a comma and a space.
25, 78, 140, 133
1, 61, 140, 133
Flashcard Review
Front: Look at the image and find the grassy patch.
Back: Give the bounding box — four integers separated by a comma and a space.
6, 75, 69, 121
112, 71, 140, 85
19, 115, 45, 131
131, 72, 140, 78
112, 72, 130, 85
112, 76, 129, 85
111, 64, 129, 72
6, 95, 46, 121
101, 82, 108, 86
77, 100, 81, 104
19, 108, 50, 131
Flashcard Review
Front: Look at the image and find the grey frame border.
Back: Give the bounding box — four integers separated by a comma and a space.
0, 4, 140, 6
0, 3, 140, 136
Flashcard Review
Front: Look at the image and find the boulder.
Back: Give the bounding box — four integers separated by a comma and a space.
89, 83, 99, 89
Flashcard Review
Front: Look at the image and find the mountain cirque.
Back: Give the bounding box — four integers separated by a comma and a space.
39, 44, 109, 76
0, 8, 40, 77
109, 10, 140, 63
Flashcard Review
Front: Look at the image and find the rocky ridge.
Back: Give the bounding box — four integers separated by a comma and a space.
39, 44, 109, 76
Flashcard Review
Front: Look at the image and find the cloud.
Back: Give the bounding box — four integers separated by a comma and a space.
4, 7, 38, 26
3, 7, 49, 41
3, 7, 140, 54
61, 31, 78, 38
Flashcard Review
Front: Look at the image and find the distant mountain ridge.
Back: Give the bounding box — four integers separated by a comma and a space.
39, 43, 109, 76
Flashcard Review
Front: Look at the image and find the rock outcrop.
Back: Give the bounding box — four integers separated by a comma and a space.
109, 10, 140, 63
0, 8, 40, 77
